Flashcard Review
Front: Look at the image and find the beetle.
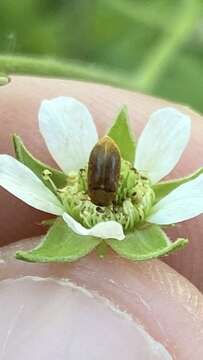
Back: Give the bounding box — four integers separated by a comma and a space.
87, 136, 121, 206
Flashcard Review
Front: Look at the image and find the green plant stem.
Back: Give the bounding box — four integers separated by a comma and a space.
132, 0, 200, 91
0, 74, 10, 85
0, 54, 129, 88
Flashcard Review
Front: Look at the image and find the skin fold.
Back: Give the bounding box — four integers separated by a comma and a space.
0, 76, 203, 359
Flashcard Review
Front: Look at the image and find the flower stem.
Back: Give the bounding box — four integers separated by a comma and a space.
132, 0, 200, 91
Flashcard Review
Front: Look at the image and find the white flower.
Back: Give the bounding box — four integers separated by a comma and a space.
0, 97, 203, 241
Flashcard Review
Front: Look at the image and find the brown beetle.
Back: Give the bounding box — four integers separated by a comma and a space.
88, 136, 121, 206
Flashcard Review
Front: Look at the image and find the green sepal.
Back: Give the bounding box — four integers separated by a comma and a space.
13, 134, 67, 190
106, 225, 188, 261
96, 241, 109, 258
153, 167, 203, 203
108, 106, 136, 164
40, 218, 55, 227
16, 218, 102, 263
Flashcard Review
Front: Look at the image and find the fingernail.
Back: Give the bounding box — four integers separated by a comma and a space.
0, 276, 171, 359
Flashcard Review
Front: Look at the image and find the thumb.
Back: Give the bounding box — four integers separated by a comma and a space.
0, 237, 203, 359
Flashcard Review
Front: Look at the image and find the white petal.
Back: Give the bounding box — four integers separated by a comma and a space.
39, 97, 98, 173
0, 155, 63, 215
63, 213, 125, 240
135, 107, 191, 184
147, 174, 203, 225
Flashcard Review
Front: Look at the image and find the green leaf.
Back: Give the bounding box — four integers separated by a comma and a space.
13, 134, 67, 190
16, 219, 102, 263
153, 168, 203, 203
106, 225, 188, 261
108, 106, 136, 163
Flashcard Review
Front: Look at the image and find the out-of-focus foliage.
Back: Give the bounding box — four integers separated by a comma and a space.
0, 0, 202, 113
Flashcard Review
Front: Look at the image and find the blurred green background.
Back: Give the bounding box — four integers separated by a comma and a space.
0, 0, 202, 113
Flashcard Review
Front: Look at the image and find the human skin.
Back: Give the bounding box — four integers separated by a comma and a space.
0, 76, 203, 359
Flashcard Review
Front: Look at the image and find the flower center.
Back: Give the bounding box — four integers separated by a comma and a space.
59, 160, 155, 232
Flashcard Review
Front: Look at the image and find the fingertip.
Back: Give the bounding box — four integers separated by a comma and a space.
1, 238, 203, 359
